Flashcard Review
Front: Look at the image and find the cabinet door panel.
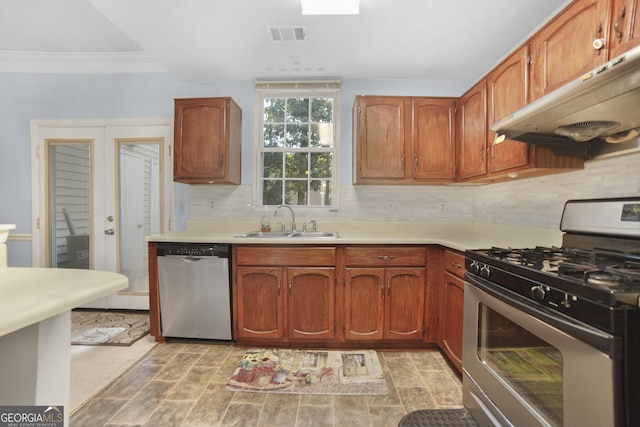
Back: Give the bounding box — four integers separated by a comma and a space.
440, 271, 464, 372
610, 0, 640, 57
179, 104, 225, 178
533, 0, 609, 98
345, 246, 426, 267
487, 46, 529, 173
412, 99, 456, 180
236, 267, 284, 339
385, 268, 425, 340
344, 268, 385, 340
173, 97, 241, 184
356, 97, 407, 180
288, 267, 335, 340
236, 246, 336, 266
458, 81, 487, 180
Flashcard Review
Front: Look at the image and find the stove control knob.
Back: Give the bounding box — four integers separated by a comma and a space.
531, 285, 546, 301
469, 261, 480, 274
480, 265, 491, 278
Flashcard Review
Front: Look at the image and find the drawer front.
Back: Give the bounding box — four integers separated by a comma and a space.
444, 250, 465, 278
235, 246, 336, 266
345, 246, 426, 266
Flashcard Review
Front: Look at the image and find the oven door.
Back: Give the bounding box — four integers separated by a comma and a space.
463, 273, 621, 427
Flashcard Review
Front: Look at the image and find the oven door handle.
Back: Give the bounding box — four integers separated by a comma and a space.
466, 273, 622, 358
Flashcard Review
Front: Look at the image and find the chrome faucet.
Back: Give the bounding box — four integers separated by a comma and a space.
274, 205, 296, 232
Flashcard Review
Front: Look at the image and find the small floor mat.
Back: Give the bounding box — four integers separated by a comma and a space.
398, 409, 479, 427
71, 309, 150, 346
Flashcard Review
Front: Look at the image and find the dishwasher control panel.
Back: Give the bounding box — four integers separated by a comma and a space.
156, 243, 229, 258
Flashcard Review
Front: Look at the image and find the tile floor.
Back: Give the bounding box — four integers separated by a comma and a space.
70, 342, 463, 427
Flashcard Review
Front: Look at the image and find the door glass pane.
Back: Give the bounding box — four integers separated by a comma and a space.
48, 142, 91, 269
477, 304, 563, 426
118, 141, 161, 293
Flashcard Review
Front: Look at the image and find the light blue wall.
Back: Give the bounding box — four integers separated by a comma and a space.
0, 72, 470, 266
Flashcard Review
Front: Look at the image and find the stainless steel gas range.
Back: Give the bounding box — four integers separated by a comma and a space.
463, 197, 640, 427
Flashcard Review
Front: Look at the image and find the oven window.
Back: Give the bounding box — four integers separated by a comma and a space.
478, 303, 563, 426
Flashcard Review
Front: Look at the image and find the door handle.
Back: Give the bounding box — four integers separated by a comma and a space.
104, 228, 115, 235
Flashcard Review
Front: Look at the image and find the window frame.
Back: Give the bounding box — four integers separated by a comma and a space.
253, 80, 341, 212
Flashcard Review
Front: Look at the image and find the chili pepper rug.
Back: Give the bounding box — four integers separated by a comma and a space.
226, 348, 389, 395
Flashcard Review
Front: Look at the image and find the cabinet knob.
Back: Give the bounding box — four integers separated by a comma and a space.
593, 23, 604, 54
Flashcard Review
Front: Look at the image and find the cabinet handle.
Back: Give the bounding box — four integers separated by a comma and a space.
288, 280, 292, 296
380, 280, 384, 297
593, 23, 605, 54
219, 155, 224, 166
615, 6, 627, 42
387, 279, 391, 296
451, 262, 463, 270
401, 153, 405, 167
414, 155, 418, 167
377, 255, 396, 260
277, 279, 281, 296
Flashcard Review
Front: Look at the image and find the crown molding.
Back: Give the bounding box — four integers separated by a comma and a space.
0, 51, 167, 74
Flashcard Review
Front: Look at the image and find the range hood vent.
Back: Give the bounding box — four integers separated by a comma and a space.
491, 45, 640, 158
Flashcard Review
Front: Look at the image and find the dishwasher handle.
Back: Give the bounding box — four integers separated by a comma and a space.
160, 255, 219, 262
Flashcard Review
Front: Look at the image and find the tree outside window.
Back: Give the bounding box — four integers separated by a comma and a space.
260, 96, 335, 207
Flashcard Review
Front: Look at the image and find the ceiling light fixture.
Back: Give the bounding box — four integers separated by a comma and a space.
301, 0, 359, 15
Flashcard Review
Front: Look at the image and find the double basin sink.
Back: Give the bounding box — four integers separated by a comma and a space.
235, 230, 339, 238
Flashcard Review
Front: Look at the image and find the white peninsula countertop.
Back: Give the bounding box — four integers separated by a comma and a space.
0, 267, 127, 425
0, 267, 127, 337
147, 220, 564, 251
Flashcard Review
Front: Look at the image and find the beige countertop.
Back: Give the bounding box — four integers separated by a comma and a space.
0, 267, 128, 337
146, 220, 564, 251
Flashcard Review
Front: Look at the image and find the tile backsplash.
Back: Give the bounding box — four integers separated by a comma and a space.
189, 151, 640, 229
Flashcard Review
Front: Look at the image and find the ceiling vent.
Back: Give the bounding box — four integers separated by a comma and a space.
267, 26, 307, 42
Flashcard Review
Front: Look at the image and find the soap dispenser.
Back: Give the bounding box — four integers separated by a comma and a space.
260, 208, 271, 232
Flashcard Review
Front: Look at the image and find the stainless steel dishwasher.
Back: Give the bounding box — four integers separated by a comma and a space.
156, 243, 232, 340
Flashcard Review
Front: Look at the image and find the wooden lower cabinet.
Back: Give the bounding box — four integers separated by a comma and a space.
344, 268, 385, 340
287, 267, 335, 340
233, 246, 336, 344
344, 246, 427, 342
236, 267, 285, 340
344, 267, 425, 340
438, 250, 466, 373
228, 243, 466, 371
385, 268, 426, 339
440, 272, 464, 372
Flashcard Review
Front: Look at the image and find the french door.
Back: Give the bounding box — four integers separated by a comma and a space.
31, 120, 173, 309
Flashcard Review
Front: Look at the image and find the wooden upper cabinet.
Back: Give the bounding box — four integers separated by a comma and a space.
486, 45, 530, 174
609, 0, 640, 57
354, 95, 456, 184
458, 80, 487, 180
412, 98, 456, 182
531, 0, 610, 100
174, 97, 241, 184
354, 96, 407, 182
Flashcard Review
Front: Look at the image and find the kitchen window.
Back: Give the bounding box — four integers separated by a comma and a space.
254, 80, 340, 209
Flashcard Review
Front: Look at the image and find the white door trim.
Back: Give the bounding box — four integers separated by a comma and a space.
31, 118, 174, 309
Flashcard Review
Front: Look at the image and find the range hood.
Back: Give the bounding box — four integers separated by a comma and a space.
491, 44, 640, 158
